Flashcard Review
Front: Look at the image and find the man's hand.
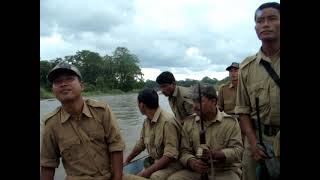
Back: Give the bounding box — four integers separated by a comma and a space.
137, 169, 152, 178
252, 145, 268, 162
202, 148, 225, 162
187, 159, 209, 173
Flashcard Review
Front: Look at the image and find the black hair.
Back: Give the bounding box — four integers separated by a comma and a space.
156, 71, 176, 85
138, 88, 159, 109
255, 2, 280, 21
192, 83, 217, 101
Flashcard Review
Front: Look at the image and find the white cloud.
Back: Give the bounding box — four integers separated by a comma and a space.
41, 0, 280, 80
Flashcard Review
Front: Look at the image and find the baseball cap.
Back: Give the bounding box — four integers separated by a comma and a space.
47, 62, 82, 83
226, 62, 239, 71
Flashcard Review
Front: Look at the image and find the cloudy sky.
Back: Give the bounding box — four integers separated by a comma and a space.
40, 0, 280, 81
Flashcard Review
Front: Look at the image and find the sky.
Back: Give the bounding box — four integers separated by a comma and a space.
40, 0, 280, 81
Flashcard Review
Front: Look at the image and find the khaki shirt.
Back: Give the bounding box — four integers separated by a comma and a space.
168, 86, 194, 123
235, 49, 280, 126
180, 110, 243, 174
40, 99, 125, 180
218, 82, 237, 114
134, 107, 181, 160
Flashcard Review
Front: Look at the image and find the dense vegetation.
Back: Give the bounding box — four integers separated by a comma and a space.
40, 47, 229, 99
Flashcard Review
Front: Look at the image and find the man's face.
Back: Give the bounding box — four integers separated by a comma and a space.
159, 83, 175, 97
52, 73, 84, 103
229, 67, 239, 82
255, 7, 280, 42
193, 96, 216, 117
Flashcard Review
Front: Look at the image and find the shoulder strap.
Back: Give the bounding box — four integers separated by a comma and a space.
260, 59, 280, 88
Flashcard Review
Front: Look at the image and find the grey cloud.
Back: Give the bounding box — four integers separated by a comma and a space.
41, 0, 135, 36
41, 0, 268, 75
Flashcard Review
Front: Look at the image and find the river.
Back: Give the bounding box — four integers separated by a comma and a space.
40, 93, 173, 180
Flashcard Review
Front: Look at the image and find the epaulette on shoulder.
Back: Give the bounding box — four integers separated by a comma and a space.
185, 113, 197, 121
240, 54, 257, 69
43, 107, 60, 125
219, 83, 228, 89
86, 99, 107, 109
222, 112, 237, 122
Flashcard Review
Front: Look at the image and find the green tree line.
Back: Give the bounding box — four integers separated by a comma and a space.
40, 46, 229, 98
40, 47, 144, 93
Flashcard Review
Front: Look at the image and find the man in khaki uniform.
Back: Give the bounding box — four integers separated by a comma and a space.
40, 62, 132, 180
218, 62, 239, 115
168, 84, 243, 180
156, 71, 193, 124
124, 88, 182, 180
235, 2, 280, 180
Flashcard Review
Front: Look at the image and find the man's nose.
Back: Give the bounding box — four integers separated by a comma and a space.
262, 19, 271, 27
58, 79, 68, 87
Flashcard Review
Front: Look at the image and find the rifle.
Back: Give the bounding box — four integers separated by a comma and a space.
255, 97, 280, 180
198, 83, 209, 180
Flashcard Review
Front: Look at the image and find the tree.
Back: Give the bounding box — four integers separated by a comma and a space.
40, 60, 53, 90
112, 47, 143, 92
201, 76, 218, 85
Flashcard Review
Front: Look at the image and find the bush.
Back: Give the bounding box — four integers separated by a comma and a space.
40, 87, 54, 99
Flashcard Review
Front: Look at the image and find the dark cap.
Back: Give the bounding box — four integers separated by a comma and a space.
47, 62, 82, 83
226, 62, 239, 71
191, 83, 217, 101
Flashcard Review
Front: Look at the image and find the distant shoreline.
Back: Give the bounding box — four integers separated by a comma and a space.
40, 88, 142, 100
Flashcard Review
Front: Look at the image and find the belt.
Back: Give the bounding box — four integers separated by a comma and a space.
263, 125, 280, 136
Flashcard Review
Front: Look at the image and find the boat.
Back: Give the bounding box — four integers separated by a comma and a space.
123, 155, 149, 175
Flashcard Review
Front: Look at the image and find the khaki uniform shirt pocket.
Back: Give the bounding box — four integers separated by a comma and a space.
60, 138, 87, 163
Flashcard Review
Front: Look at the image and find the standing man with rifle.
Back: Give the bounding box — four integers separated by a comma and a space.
168, 83, 243, 180
235, 2, 280, 180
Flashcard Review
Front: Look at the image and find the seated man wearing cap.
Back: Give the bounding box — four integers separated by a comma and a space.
217, 62, 239, 115
40, 62, 137, 180
167, 84, 243, 180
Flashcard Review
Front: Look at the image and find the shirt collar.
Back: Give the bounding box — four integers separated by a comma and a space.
228, 82, 234, 88
172, 86, 179, 97
150, 107, 162, 123
60, 101, 93, 123
195, 108, 223, 123
257, 48, 280, 64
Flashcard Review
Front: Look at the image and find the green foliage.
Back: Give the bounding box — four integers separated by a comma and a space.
40, 87, 54, 99
146, 77, 228, 90
40, 60, 53, 90
144, 80, 159, 89
40, 47, 144, 95
40, 46, 230, 98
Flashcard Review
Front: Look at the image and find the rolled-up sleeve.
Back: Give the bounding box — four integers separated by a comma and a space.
104, 106, 125, 152
235, 68, 251, 115
221, 121, 243, 163
163, 121, 179, 159
134, 122, 146, 151
40, 124, 60, 168
179, 125, 196, 167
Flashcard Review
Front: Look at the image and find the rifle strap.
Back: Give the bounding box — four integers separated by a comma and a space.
260, 59, 280, 88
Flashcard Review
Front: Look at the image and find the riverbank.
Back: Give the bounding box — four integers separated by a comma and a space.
40, 87, 141, 100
